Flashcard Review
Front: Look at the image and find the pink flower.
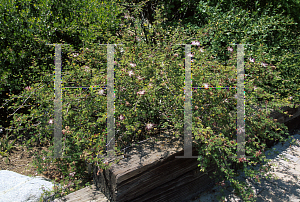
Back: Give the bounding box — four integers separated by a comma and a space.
69, 172, 76, 177
191, 41, 200, 46
137, 76, 143, 81
146, 123, 154, 130
187, 53, 194, 57
137, 90, 145, 95
238, 157, 246, 163
119, 115, 125, 120
203, 83, 209, 89
249, 57, 255, 63
25, 86, 31, 91
255, 150, 262, 157
261, 62, 268, 67
98, 89, 105, 95
128, 70, 134, 77
84, 66, 90, 72
200, 48, 204, 53
48, 119, 53, 124
72, 53, 79, 57
237, 127, 245, 134
227, 47, 233, 52
130, 63, 136, 67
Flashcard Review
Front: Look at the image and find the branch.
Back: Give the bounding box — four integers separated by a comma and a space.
7, 84, 45, 118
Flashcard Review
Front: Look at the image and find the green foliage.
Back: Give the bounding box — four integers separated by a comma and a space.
0, 0, 124, 131
186, 5, 300, 105
0, 0, 124, 91
1, 1, 300, 202
0, 134, 16, 156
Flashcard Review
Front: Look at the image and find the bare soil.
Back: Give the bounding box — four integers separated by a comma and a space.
0, 142, 56, 180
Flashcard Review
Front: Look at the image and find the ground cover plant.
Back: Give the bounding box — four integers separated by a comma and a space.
1, 0, 300, 201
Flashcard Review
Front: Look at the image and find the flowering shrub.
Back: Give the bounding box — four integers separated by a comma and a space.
1, 1, 299, 201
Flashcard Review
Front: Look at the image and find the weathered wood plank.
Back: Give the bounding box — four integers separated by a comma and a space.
93, 133, 218, 202
53, 184, 108, 202
92, 105, 300, 202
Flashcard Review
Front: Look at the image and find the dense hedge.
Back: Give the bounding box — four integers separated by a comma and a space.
125, 0, 300, 107
0, 0, 299, 201
0, 0, 124, 128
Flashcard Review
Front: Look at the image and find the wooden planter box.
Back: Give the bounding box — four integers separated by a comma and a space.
93, 134, 218, 202
93, 104, 300, 202
269, 105, 300, 131
250, 104, 300, 131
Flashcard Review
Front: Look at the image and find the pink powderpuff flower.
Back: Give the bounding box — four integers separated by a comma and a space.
261, 62, 268, 67
69, 172, 76, 177
146, 123, 154, 130
255, 150, 262, 157
119, 115, 125, 120
25, 86, 31, 91
137, 90, 145, 95
249, 57, 255, 63
128, 70, 134, 77
84, 66, 90, 72
227, 47, 233, 52
72, 53, 79, 57
130, 63, 136, 67
238, 157, 247, 163
191, 41, 200, 46
48, 119, 53, 124
98, 89, 105, 95
203, 83, 209, 89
